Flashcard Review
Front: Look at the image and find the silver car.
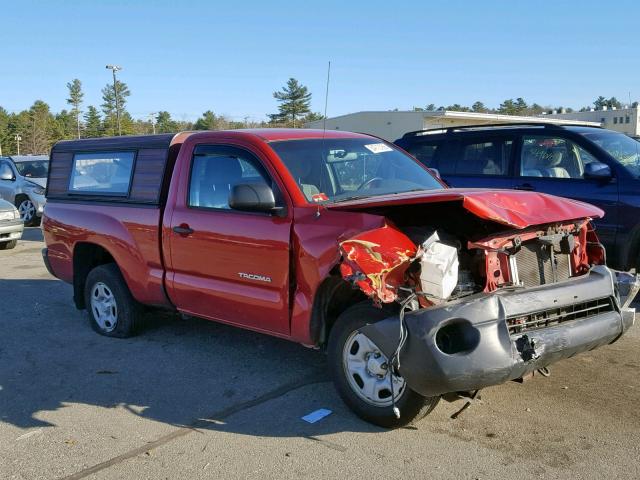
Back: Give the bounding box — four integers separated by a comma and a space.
0, 155, 48, 226
0, 198, 23, 250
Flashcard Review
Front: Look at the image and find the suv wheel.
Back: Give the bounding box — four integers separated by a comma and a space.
327, 302, 440, 428
15, 196, 38, 226
84, 264, 141, 337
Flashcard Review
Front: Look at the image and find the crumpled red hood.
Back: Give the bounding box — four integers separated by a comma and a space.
327, 188, 603, 229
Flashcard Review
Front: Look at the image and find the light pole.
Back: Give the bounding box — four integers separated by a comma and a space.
105, 65, 123, 135
149, 112, 157, 134
14, 134, 22, 155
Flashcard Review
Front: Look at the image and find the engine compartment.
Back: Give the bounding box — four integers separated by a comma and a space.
339, 215, 603, 308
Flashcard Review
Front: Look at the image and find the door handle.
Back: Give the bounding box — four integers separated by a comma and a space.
514, 183, 535, 191
173, 225, 194, 235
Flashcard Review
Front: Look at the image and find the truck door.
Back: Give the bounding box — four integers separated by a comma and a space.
164, 144, 292, 336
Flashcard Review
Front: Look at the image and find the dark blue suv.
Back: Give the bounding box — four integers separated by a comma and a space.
394, 124, 640, 270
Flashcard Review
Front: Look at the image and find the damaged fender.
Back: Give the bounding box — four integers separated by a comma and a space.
339, 225, 417, 303
360, 265, 631, 398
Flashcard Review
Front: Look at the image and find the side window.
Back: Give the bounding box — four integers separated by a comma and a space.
188, 147, 272, 210
69, 151, 135, 195
455, 139, 512, 176
404, 141, 441, 168
520, 136, 598, 179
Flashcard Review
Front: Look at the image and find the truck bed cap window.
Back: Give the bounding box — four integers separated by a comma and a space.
68, 152, 135, 196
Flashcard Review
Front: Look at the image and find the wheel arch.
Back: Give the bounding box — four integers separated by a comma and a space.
619, 222, 640, 270
308, 269, 367, 347
72, 242, 120, 310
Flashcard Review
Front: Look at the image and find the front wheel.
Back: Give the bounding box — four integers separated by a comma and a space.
15, 196, 39, 227
84, 264, 142, 338
0, 240, 17, 250
327, 302, 439, 428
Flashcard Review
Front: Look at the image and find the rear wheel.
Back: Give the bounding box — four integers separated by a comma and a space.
0, 240, 17, 250
84, 264, 141, 337
327, 302, 439, 428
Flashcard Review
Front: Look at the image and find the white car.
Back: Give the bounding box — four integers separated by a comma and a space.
0, 198, 23, 250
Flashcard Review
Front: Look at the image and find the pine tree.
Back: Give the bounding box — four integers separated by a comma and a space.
156, 111, 178, 133
471, 101, 488, 113
101, 80, 131, 136
54, 109, 76, 140
7, 111, 29, 155
194, 110, 219, 130
84, 106, 102, 138
0, 107, 10, 155
497, 99, 517, 115
269, 78, 312, 127
66, 79, 84, 138
23, 100, 55, 154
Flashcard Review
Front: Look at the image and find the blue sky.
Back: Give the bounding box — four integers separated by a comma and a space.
1, 0, 639, 122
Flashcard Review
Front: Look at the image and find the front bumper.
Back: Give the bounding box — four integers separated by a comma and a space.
30, 192, 46, 217
361, 265, 634, 398
0, 219, 24, 242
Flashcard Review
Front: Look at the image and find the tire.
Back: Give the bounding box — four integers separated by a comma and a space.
84, 264, 142, 338
15, 195, 38, 227
0, 240, 17, 250
327, 302, 440, 428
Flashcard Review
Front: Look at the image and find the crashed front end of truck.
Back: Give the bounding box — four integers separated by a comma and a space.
335, 192, 638, 399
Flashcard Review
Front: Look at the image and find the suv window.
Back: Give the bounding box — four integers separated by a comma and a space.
403, 141, 442, 169
189, 146, 271, 210
455, 139, 512, 176
520, 136, 598, 179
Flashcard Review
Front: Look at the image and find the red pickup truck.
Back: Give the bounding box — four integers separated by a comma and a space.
42, 129, 637, 427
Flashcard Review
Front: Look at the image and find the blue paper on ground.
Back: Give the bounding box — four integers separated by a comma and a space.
302, 408, 332, 423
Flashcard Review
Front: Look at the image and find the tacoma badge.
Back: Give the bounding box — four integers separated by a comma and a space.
238, 272, 272, 283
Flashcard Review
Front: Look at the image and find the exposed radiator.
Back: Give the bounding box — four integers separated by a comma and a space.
513, 242, 571, 288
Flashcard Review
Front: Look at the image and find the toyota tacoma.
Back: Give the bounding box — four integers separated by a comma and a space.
42, 129, 637, 427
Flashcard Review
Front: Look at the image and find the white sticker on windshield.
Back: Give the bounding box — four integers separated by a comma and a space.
364, 143, 393, 154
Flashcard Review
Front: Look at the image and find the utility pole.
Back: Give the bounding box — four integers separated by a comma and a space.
106, 65, 123, 135
14, 134, 21, 155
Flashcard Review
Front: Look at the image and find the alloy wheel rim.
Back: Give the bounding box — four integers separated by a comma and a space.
342, 331, 406, 407
90, 282, 118, 332
18, 199, 35, 222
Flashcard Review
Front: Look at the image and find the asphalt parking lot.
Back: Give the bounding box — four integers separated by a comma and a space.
1, 228, 640, 479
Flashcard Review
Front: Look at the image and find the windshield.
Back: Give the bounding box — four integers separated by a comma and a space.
270, 138, 443, 202
14, 160, 49, 178
580, 131, 640, 177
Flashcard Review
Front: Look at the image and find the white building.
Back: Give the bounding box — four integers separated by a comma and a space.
305, 110, 598, 141
543, 106, 640, 136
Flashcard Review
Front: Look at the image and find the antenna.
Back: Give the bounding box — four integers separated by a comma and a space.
322, 61, 331, 132
316, 61, 332, 219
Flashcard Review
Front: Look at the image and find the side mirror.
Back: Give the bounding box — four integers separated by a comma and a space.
0, 168, 14, 181
583, 162, 612, 180
229, 183, 277, 213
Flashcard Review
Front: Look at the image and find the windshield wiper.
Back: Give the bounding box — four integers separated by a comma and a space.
331, 188, 435, 204
330, 195, 372, 203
